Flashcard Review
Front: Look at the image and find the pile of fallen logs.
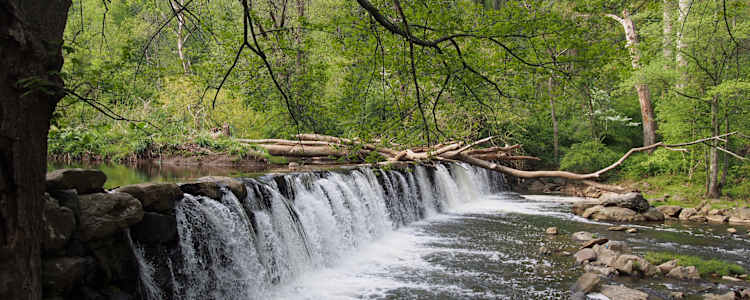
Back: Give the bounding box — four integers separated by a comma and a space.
238, 134, 538, 166
239, 132, 746, 193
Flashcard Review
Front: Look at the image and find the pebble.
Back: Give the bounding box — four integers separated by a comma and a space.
546, 227, 558, 235
626, 228, 638, 233
727, 228, 737, 234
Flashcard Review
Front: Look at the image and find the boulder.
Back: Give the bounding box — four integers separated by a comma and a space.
546, 227, 558, 235
657, 205, 683, 218
599, 192, 650, 213
613, 255, 651, 275
600, 284, 649, 300
582, 205, 604, 219
78, 192, 144, 241
593, 245, 619, 267
704, 292, 738, 300
197, 176, 248, 200
584, 264, 618, 277
42, 256, 94, 296
707, 215, 729, 223
590, 207, 644, 222
642, 207, 665, 222
679, 208, 698, 220
688, 215, 707, 223
88, 233, 138, 283
180, 176, 248, 201
48, 189, 80, 221
571, 273, 601, 294
43, 195, 76, 252
731, 207, 750, 220
657, 259, 679, 274
602, 240, 629, 253
115, 182, 182, 213
46, 168, 106, 194
728, 217, 750, 225
572, 200, 602, 216
670, 292, 684, 300
572, 231, 596, 242
131, 212, 177, 244
574, 248, 597, 264
580, 238, 608, 249
667, 266, 700, 280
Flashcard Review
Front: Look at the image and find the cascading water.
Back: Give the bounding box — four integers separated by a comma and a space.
136, 162, 506, 299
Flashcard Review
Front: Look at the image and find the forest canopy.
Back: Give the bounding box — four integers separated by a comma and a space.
52, 0, 750, 198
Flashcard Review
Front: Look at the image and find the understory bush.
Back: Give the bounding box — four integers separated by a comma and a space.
560, 140, 621, 174
645, 251, 745, 277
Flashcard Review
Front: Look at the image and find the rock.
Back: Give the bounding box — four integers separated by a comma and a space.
575, 248, 597, 264
582, 205, 604, 218
87, 233, 138, 283
78, 192, 144, 241
43, 195, 76, 252
609, 226, 628, 231
613, 255, 651, 275
667, 266, 700, 280
728, 217, 750, 225
571, 273, 601, 294
584, 264, 618, 277
48, 189, 80, 221
130, 212, 177, 244
197, 176, 247, 200
689, 215, 707, 223
721, 275, 741, 282
707, 215, 729, 223
580, 238, 608, 249
626, 228, 638, 233
590, 207, 644, 222
600, 284, 649, 300
180, 176, 247, 201
657, 259, 679, 274
599, 192, 650, 213
679, 208, 698, 220
657, 205, 683, 218
642, 207, 665, 222
704, 291, 738, 300
670, 292, 684, 299
573, 200, 602, 215
42, 256, 94, 296
539, 246, 551, 255
727, 228, 738, 234
115, 183, 182, 213
46, 168, 107, 194
741, 289, 750, 298
546, 227, 558, 235
602, 240, 629, 252
527, 180, 547, 193
593, 245, 620, 267
731, 208, 750, 220
572, 231, 596, 241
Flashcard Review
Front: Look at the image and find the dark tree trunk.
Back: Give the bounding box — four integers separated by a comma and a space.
0, 1, 71, 299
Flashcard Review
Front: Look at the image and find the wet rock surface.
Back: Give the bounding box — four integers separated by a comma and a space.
46, 168, 107, 194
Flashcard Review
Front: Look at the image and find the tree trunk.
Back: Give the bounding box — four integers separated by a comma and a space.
676, 0, 689, 90
606, 10, 657, 147
707, 96, 720, 198
663, 0, 673, 62
170, 0, 191, 74
548, 77, 559, 164
0, 1, 71, 299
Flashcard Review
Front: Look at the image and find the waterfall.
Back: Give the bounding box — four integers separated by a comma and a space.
141, 163, 506, 299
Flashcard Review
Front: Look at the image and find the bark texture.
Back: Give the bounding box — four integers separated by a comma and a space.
0, 0, 70, 299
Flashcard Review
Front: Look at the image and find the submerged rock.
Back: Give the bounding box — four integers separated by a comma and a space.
46, 168, 107, 194
115, 182, 182, 213
600, 284, 649, 300
78, 192, 144, 241
599, 192, 650, 213
572, 231, 596, 241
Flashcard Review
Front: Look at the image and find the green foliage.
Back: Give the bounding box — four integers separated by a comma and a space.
645, 251, 746, 277
560, 141, 621, 174
621, 149, 689, 178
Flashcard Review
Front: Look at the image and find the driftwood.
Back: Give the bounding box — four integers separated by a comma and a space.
239, 132, 746, 191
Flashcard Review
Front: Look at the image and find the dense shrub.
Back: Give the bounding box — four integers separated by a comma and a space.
560, 140, 621, 174
621, 149, 689, 178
